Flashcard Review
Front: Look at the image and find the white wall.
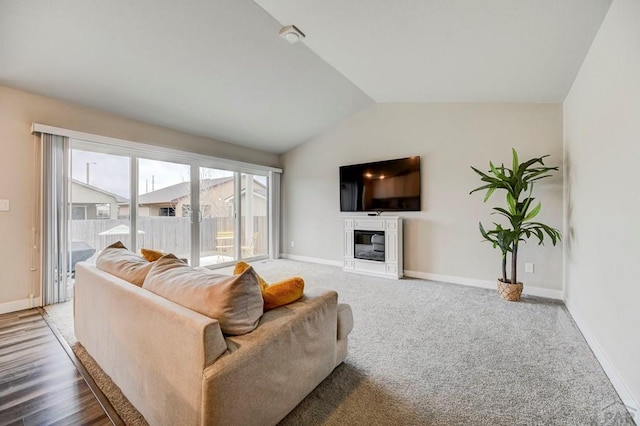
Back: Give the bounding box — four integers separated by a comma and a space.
281, 103, 563, 293
563, 0, 640, 411
0, 86, 279, 311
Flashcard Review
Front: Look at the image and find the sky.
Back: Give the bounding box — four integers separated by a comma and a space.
71, 149, 242, 199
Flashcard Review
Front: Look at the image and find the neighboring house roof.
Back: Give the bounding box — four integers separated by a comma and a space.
138, 181, 192, 205
72, 179, 129, 204
138, 176, 266, 205
224, 187, 267, 203
138, 177, 234, 205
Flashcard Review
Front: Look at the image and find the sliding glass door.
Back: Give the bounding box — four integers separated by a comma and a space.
41, 129, 279, 306
69, 148, 130, 269
196, 168, 269, 266
241, 173, 268, 259
199, 167, 235, 266
68, 140, 271, 268
138, 158, 192, 262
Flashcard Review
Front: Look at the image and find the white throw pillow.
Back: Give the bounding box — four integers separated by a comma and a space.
142, 254, 264, 335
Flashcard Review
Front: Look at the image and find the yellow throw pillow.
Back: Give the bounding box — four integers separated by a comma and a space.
262, 277, 305, 311
141, 248, 165, 262
233, 261, 304, 311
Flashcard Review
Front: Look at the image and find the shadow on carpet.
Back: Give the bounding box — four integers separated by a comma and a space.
279, 363, 436, 425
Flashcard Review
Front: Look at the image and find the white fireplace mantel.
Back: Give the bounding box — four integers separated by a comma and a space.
343, 216, 403, 279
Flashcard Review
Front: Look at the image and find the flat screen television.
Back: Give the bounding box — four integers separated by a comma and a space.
340, 156, 421, 212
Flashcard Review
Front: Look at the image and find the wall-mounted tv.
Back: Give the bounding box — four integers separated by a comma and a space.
340, 156, 421, 212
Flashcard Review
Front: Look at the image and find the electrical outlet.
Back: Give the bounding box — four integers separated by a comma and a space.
290, 241, 295, 248
0, 199, 9, 212
525, 263, 534, 273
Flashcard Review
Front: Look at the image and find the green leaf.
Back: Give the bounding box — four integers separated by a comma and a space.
512, 148, 519, 175
469, 183, 494, 195
534, 228, 544, 241
479, 222, 491, 240
524, 169, 556, 182
519, 197, 532, 216
489, 161, 500, 177
483, 186, 497, 202
524, 202, 542, 221
528, 174, 554, 183
491, 207, 511, 216
506, 192, 517, 214
519, 157, 544, 172
470, 166, 491, 179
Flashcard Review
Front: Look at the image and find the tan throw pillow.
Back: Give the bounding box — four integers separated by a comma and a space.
142, 254, 264, 335
95, 241, 154, 286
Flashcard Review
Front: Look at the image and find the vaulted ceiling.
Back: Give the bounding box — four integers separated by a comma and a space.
0, 0, 612, 154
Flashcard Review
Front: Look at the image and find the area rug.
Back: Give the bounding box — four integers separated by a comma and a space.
44, 301, 147, 425
45, 259, 635, 425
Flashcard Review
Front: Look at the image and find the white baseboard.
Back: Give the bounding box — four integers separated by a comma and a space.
277, 255, 563, 300
565, 300, 639, 422
404, 270, 563, 300
280, 253, 343, 267
0, 296, 42, 314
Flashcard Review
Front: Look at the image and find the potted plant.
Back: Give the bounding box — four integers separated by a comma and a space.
470, 148, 561, 301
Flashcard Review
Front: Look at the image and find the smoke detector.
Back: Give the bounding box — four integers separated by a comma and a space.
279, 25, 305, 44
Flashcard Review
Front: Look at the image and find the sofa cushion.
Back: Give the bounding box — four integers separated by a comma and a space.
95, 241, 153, 286
143, 254, 264, 335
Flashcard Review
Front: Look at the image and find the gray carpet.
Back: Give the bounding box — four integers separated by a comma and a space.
45, 259, 634, 425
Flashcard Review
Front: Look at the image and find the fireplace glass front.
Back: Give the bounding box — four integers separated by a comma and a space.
354, 230, 385, 262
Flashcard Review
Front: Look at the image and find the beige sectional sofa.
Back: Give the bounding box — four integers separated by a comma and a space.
74, 262, 353, 425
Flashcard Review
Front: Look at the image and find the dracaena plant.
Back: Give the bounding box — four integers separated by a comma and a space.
470, 148, 561, 285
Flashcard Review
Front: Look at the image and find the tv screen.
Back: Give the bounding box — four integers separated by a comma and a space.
340, 156, 421, 212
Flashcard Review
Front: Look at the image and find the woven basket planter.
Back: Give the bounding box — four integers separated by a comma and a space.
497, 279, 523, 302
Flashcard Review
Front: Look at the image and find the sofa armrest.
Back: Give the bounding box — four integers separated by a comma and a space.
337, 303, 353, 340
336, 302, 353, 364
201, 288, 339, 426
74, 262, 227, 425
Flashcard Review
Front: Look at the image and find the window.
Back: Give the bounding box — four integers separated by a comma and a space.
96, 203, 111, 219
71, 205, 87, 220
159, 207, 176, 217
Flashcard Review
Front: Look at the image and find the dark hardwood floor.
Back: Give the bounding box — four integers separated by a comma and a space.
0, 309, 116, 425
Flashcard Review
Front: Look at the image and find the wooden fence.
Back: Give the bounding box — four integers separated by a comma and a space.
70, 216, 267, 262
